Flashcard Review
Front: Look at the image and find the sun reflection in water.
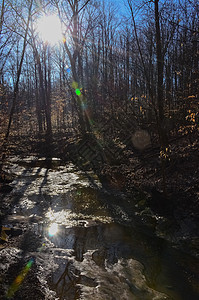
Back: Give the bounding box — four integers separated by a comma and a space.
48, 223, 58, 236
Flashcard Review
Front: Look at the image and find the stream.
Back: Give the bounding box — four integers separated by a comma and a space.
0, 156, 198, 300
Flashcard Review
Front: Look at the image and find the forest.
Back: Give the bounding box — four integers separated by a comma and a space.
0, 0, 198, 299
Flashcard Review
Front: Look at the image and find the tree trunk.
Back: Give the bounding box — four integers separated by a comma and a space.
4, 0, 33, 141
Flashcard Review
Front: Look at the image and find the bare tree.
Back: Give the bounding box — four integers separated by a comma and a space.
0, 0, 33, 176
54, 0, 94, 134
4, 0, 33, 141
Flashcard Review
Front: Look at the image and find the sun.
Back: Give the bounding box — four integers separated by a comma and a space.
48, 223, 58, 236
36, 14, 63, 45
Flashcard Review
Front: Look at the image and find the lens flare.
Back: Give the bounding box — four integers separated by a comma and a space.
132, 130, 151, 150
71, 81, 94, 127
75, 88, 81, 96
66, 65, 71, 73
72, 81, 78, 89
6, 259, 34, 298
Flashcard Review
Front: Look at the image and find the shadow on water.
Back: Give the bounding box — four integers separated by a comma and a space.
2, 155, 199, 300
0, 164, 44, 225
8, 157, 55, 216
28, 180, 198, 300
36, 217, 199, 300
65, 144, 199, 300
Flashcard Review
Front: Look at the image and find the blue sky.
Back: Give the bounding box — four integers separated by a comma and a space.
109, 0, 129, 16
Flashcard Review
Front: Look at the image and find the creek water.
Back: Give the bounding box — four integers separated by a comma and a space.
1, 156, 198, 300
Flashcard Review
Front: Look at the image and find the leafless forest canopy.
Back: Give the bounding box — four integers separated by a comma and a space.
0, 0, 198, 160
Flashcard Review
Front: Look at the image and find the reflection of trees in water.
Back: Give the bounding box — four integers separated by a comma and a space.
73, 225, 103, 262
54, 261, 80, 300
49, 224, 105, 299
